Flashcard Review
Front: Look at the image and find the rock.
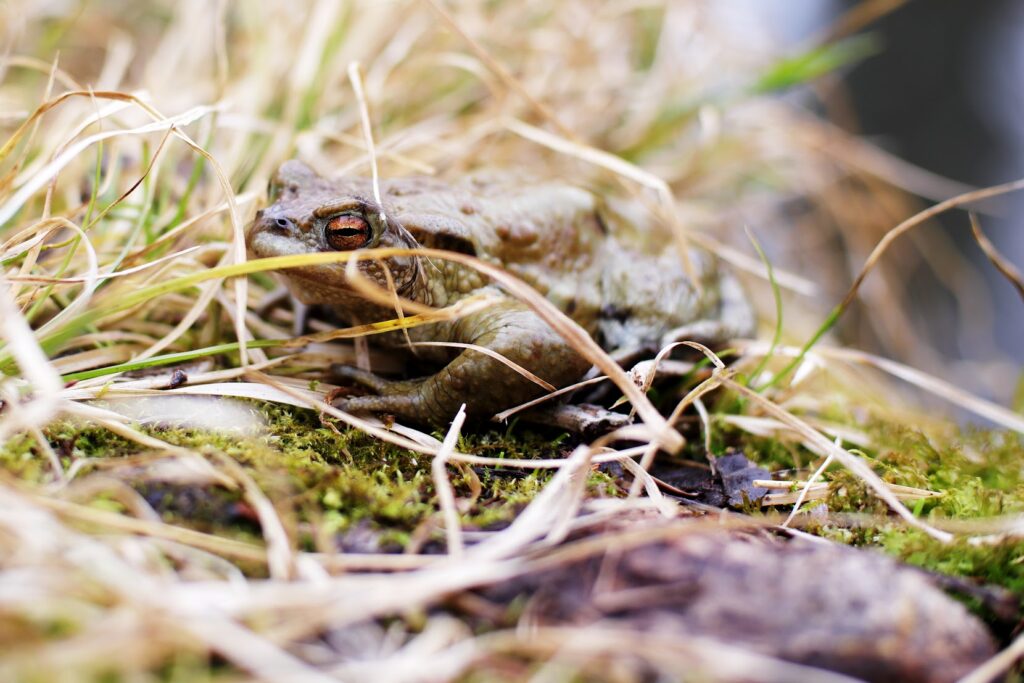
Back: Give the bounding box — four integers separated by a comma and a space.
479, 528, 995, 682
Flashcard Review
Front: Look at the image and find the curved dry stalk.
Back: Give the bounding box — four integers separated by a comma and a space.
492, 375, 609, 421
411, 341, 557, 391
769, 175, 1024, 390
840, 177, 1024, 314
970, 212, 1024, 303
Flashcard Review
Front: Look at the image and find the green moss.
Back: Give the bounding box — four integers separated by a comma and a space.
821, 424, 1024, 519
1, 401, 617, 556
880, 530, 1024, 593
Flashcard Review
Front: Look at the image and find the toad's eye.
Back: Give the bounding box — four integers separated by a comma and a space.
325, 214, 370, 250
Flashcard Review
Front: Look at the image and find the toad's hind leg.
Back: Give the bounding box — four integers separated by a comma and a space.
331, 300, 591, 425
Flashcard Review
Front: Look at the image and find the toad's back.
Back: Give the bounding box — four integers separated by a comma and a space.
363, 172, 746, 349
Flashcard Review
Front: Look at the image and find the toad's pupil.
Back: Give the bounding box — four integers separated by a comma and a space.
325, 215, 370, 250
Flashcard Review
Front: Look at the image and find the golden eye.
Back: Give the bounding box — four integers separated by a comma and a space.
325, 214, 370, 250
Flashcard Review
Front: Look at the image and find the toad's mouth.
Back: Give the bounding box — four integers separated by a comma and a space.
247, 220, 422, 300
245, 226, 312, 261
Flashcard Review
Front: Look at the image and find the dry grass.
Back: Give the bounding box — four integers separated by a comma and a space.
1, 0, 1023, 681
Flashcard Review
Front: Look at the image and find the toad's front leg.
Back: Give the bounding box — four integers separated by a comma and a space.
331, 300, 591, 425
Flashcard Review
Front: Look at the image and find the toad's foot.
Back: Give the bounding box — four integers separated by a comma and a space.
329, 300, 591, 425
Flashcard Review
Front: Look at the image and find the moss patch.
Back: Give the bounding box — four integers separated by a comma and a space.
1, 402, 618, 557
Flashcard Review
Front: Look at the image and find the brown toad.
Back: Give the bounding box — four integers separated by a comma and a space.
246, 160, 754, 425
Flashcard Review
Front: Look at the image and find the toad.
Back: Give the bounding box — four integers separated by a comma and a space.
246, 160, 754, 425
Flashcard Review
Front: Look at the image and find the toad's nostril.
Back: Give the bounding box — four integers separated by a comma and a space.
260, 212, 295, 234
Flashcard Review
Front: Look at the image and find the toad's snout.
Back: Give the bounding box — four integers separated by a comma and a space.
247, 208, 299, 257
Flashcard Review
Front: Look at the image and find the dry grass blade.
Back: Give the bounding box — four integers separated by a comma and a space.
970, 212, 1024, 303
505, 118, 699, 287
741, 341, 1024, 433
347, 61, 385, 212
492, 375, 609, 421
0, 102, 222, 226
433, 403, 467, 557
722, 377, 952, 542
957, 634, 1024, 683
29, 492, 267, 563
420, 0, 572, 137
839, 176, 1024, 314
0, 276, 63, 440
412, 341, 557, 392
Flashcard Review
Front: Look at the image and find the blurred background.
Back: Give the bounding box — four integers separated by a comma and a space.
750, 0, 1024, 401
